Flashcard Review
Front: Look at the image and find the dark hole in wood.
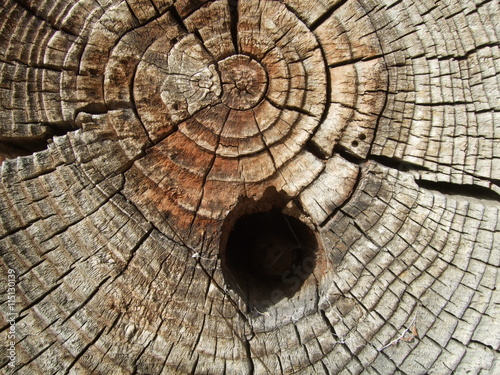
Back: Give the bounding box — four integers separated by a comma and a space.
359, 133, 366, 140
222, 208, 317, 312
351, 140, 359, 147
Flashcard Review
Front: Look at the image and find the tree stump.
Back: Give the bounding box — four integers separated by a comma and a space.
1, 0, 499, 374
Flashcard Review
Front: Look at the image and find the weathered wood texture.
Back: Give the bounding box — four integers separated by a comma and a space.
0, 0, 499, 374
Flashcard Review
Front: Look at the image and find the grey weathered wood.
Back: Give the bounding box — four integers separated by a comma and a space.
0, 0, 498, 374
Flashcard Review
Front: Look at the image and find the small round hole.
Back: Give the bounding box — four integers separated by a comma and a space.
351, 140, 359, 147
222, 208, 317, 311
358, 133, 366, 141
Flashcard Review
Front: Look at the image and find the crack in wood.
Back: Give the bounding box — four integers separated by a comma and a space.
309, 0, 349, 31
61, 276, 111, 325
15, 340, 57, 373
64, 326, 106, 375
370, 154, 430, 172
244, 336, 255, 375
328, 53, 386, 69
1, 0, 499, 373
228, 0, 239, 54
416, 180, 500, 201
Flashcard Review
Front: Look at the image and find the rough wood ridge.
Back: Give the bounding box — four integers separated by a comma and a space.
0, 0, 499, 374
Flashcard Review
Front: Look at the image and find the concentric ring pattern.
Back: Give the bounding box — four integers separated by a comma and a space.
92, 0, 386, 248
0, 0, 498, 374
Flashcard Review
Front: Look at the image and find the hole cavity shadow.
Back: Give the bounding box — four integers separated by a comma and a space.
220, 190, 319, 313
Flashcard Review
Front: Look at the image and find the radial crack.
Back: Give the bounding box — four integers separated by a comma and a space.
228, 0, 239, 53
416, 180, 500, 201
309, 0, 349, 30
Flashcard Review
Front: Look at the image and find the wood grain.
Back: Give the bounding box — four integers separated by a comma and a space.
0, 0, 498, 374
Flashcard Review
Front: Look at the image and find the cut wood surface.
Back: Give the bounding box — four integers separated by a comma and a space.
0, 0, 499, 374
